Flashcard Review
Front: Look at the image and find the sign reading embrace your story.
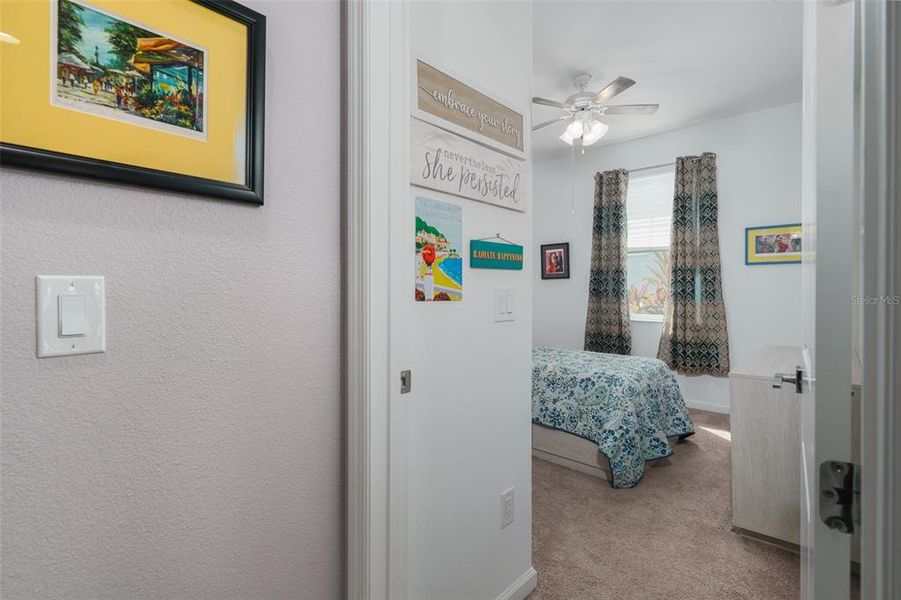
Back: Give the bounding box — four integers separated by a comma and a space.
416, 59, 525, 156
410, 118, 528, 212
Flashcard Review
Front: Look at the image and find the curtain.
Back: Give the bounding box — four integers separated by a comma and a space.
584, 169, 631, 355
657, 153, 730, 375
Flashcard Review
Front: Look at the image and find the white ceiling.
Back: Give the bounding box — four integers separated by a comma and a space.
532, 1, 803, 161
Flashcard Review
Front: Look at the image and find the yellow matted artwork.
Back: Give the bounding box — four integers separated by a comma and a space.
0, 0, 265, 203
745, 223, 803, 265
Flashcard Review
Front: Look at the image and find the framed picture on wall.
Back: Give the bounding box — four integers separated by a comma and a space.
540, 242, 570, 279
0, 0, 266, 204
745, 223, 802, 265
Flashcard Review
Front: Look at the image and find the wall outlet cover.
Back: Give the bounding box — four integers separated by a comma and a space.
501, 487, 515, 529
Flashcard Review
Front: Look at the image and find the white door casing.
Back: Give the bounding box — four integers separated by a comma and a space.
346, 1, 409, 598
860, 1, 901, 598
800, 0, 855, 598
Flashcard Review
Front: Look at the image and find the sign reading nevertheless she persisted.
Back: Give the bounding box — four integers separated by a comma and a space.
410, 118, 528, 213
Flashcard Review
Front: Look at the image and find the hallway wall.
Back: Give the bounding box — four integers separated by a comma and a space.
0, 2, 343, 598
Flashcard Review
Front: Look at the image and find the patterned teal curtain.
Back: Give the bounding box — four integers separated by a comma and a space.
584, 169, 631, 355
657, 153, 730, 375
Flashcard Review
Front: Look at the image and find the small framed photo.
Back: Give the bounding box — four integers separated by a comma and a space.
745, 223, 802, 265
540, 242, 570, 279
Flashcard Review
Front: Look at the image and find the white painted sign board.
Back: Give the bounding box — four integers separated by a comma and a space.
410, 118, 528, 213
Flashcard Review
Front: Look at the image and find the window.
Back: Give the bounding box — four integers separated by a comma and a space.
627, 166, 674, 321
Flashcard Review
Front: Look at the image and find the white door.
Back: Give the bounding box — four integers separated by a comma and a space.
798, 1, 857, 598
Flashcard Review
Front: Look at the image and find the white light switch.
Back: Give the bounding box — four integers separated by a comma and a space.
494, 287, 515, 322
37, 276, 106, 358
59, 295, 87, 336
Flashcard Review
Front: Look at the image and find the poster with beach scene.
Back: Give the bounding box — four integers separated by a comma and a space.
415, 196, 463, 302
52, 0, 207, 139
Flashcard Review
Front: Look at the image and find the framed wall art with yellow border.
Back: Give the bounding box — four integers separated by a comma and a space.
0, 0, 266, 204
745, 223, 802, 265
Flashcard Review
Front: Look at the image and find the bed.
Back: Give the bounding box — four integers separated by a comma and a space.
532, 347, 695, 488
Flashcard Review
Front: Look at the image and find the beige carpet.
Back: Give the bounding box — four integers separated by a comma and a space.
530, 409, 801, 600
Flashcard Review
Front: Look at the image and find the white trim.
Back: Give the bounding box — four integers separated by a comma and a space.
860, 1, 900, 598
684, 399, 730, 415
386, 1, 411, 597
630, 313, 664, 323
346, 1, 410, 598
493, 567, 538, 600
345, 0, 374, 596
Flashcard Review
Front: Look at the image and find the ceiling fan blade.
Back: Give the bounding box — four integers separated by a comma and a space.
532, 116, 569, 131
602, 103, 659, 115
591, 76, 636, 105
532, 97, 569, 109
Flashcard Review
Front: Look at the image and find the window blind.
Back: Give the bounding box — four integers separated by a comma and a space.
627, 167, 674, 249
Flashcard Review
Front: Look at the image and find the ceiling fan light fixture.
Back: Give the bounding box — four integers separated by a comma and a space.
581, 120, 609, 146
532, 73, 658, 150
564, 119, 584, 139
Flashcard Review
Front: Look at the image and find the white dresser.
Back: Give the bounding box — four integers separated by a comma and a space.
729, 345, 861, 547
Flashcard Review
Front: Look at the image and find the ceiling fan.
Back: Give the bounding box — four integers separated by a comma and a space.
532, 72, 659, 147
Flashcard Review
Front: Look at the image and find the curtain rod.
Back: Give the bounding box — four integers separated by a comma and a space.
629, 161, 675, 174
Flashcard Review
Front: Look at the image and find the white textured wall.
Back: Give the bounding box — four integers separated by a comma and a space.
406, 2, 534, 598
533, 103, 803, 412
0, 2, 343, 598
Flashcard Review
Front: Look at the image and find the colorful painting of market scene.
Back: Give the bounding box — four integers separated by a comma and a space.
54, 0, 205, 135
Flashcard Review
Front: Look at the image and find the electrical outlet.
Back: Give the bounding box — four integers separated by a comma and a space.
501, 488, 515, 529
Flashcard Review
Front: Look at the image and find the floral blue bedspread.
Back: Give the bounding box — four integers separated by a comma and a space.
532, 347, 695, 489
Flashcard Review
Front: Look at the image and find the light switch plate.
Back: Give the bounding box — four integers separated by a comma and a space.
36, 276, 106, 358
494, 287, 515, 322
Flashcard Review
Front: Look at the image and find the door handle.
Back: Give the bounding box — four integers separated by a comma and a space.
772, 366, 804, 394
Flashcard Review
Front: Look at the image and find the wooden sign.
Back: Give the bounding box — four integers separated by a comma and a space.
410, 118, 528, 213
415, 58, 525, 159
470, 240, 524, 270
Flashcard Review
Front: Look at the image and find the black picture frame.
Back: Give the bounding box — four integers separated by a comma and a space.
540, 242, 570, 279
0, 0, 266, 205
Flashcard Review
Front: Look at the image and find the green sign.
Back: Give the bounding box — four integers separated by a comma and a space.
470, 240, 524, 270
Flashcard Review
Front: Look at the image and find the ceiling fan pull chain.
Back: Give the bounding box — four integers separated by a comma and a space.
571, 143, 576, 214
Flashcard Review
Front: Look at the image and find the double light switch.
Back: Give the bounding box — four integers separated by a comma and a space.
495, 287, 515, 322
36, 276, 106, 357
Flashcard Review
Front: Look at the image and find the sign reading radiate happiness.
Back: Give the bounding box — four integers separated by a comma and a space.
470, 240, 524, 270
410, 118, 528, 213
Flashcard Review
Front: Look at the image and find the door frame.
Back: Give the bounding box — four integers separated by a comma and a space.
344, 0, 899, 598
860, 1, 900, 597
345, 0, 409, 598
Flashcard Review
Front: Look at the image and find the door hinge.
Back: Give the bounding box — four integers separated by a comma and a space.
400, 370, 412, 394
819, 460, 860, 534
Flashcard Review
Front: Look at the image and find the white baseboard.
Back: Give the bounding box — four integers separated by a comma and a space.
495, 567, 537, 600
684, 399, 730, 414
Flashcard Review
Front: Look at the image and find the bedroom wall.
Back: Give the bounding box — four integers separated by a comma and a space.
0, 2, 343, 598
533, 102, 803, 413
406, 2, 534, 599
